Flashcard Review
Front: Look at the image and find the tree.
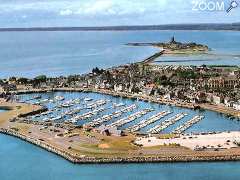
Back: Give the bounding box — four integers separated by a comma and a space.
17, 77, 29, 84
92, 67, 104, 74
34, 75, 47, 83
177, 70, 198, 79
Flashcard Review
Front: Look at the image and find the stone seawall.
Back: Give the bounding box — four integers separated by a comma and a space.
18, 107, 48, 118
1, 127, 240, 163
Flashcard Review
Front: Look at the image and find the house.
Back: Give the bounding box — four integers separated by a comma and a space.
97, 125, 123, 136
206, 93, 213, 103
196, 92, 206, 103
0, 84, 17, 92
204, 76, 239, 89
224, 97, 234, 107
142, 83, 155, 96
212, 95, 223, 104
163, 92, 174, 100
233, 102, 240, 110
114, 84, 123, 92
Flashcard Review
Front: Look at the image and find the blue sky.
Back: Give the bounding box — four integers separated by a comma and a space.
0, 0, 239, 27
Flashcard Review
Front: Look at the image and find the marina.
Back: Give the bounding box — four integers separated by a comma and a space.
147, 113, 188, 134
0, 0, 240, 176
0, 29, 240, 180
14, 91, 240, 134
173, 115, 205, 134
126, 111, 172, 132
84, 104, 137, 127
106, 108, 152, 128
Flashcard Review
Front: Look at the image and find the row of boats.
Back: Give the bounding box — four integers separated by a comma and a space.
173, 115, 204, 134
107, 108, 153, 128
22, 95, 93, 106
127, 111, 172, 132
147, 113, 188, 134
84, 104, 137, 127
69, 107, 106, 123
20, 95, 205, 134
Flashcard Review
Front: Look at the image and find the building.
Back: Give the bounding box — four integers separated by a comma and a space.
97, 125, 123, 136
203, 76, 239, 89
212, 95, 223, 104
0, 84, 17, 92
233, 102, 240, 110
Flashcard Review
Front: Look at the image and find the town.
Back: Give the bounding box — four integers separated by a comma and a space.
1, 63, 240, 116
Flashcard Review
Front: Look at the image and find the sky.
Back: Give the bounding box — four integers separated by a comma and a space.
0, 0, 239, 27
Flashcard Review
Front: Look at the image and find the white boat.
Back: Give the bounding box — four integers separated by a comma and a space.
41, 98, 49, 103
33, 95, 42, 99
54, 96, 65, 101
113, 103, 125, 108
51, 116, 62, 121
84, 98, 93, 102
42, 117, 49, 121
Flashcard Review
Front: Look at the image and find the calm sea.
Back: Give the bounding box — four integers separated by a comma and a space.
0, 30, 240, 78
1, 133, 240, 180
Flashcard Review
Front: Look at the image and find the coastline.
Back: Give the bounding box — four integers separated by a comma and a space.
2, 127, 240, 163
0, 87, 239, 163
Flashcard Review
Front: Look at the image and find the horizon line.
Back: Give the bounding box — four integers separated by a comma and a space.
0, 22, 239, 31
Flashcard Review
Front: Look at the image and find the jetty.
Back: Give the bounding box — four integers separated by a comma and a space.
173, 115, 204, 134
127, 110, 171, 132
84, 104, 137, 127
107, 108, 153, 128
68, 107, 106, 123
142, 50, 165, 63
147, 113, 187, 134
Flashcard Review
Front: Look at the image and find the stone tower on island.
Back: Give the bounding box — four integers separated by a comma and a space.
170, 36, 176, 43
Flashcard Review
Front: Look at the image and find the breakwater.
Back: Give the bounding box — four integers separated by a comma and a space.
1, 127, 240, 163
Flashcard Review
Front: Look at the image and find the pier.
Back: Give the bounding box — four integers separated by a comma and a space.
107, 108, 153, 128
68, 107, 106, 123
173, 115, 204, 134
127, 111, 171, 132
84, 104, 137, 127
147, 113, 187, 134
142, 50, 165, 63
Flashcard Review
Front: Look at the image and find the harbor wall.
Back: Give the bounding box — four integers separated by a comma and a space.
1, 127, 240, 163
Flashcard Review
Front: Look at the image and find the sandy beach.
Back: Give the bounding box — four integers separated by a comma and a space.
135, 132, 240, 150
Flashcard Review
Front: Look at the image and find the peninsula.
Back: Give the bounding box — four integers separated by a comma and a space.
127, 37, 209, 63
0, 44, 240, 164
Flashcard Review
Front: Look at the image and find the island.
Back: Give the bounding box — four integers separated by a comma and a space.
127, 36, 209, 63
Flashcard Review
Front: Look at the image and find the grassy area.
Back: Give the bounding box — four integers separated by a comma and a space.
10, 123, 30, 134
67, 130, 140, 157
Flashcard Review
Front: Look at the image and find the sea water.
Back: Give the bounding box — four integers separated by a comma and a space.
0, 134, 240, 180
0, 30, 240, 78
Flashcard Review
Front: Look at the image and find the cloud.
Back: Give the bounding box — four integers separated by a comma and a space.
56, 0, 171, 17
59, 9, 73, 16
0, 0, 239, 27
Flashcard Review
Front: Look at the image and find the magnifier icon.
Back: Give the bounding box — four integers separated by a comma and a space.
226, 1, 238, 13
